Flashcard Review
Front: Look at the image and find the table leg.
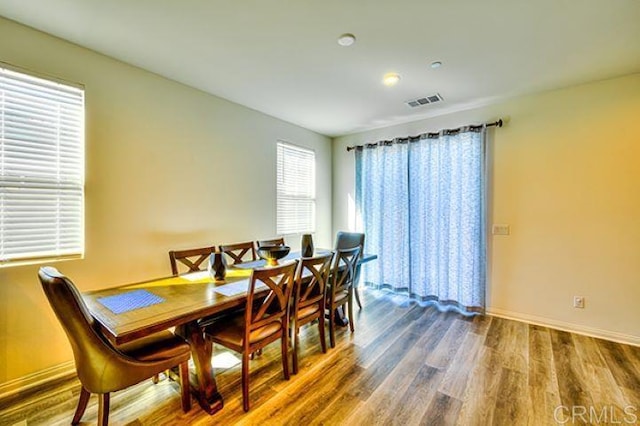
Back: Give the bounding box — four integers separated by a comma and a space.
176, 322, 224, 415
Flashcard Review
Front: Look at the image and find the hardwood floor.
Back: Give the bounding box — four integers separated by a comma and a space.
1, 289, 638, 425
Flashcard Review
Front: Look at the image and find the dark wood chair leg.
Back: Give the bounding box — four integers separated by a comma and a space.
179, 361, 191, 412
152, 374, 160, 384
292, 323, 299, 374
281, 329, 290, 380
348, 294, 355, 333
329, 307, 336, 348
354, 286, 362, 309
72, 386, 90, 425
242, 351, 250, 412
318, 313, 327, 353
97, 393, 110, 426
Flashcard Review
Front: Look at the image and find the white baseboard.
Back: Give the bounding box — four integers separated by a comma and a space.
487, 308, 640, 347
0, 360, 75, 401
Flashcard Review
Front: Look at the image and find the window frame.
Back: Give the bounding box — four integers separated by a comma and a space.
276, 140, 316, 236
0, 63, 85, 267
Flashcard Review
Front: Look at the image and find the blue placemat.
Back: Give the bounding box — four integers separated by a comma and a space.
233, 260, 264, 269
97, 290, 165, 314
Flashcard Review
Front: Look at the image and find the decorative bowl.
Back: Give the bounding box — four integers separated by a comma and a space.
257, 244, 290, 266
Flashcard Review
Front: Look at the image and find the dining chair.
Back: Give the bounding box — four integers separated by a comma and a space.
334, 232, 365, 309
291, 252, 333, 374
169, 245, 239, 332
38, 267, 191, 426
256, 237, 285, 247
220, 241, 257, 264
168, 245, 217, 275
203, 261, 297, 412
326, 246, 360, 348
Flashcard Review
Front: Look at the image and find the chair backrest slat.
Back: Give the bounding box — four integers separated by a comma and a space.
334, 232, 365, 284
245, 262, 297, 338
257, 237, 285, 247
169, 246, 216, 276
220, 241, 257, 265
294, 252, 333, 313
330, 247, 360, 295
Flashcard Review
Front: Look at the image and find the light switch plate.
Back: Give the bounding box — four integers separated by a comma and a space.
492, 224, 510, 235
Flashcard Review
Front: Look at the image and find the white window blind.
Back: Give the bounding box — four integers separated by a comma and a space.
0, 66, 84, 265
276, 141, 315, 235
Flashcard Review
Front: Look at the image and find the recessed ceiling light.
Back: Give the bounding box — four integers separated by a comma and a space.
383, 72, 401, 86
431, 61, 443, 69
337, 33, 356, 46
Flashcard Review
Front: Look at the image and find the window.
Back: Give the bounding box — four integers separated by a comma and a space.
0, 65, 84, 265
276, 141, 315, 235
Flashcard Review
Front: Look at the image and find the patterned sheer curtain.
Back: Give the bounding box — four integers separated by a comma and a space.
355, 128, 486, 312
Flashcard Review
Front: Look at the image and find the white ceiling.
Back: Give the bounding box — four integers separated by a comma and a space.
1, 0, 639, 137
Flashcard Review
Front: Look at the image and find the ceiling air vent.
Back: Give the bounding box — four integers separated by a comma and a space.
406, 93, 444, 108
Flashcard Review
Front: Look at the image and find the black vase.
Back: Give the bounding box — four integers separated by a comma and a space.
301, 234, 314, 257
209, 251, 227, 282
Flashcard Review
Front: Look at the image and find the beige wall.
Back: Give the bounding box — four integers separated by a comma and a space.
333, 73, 640, 344
0, 17, 332, 384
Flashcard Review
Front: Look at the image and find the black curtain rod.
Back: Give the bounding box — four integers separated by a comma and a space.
346, 118, 503, 152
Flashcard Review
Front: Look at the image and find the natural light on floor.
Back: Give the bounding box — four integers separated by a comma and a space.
188, 351, 241, 370
212, 352, 241, 369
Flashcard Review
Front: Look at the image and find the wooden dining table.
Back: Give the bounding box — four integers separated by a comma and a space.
83, 250, 377, 415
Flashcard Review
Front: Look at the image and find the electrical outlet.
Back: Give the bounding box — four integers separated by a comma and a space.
492, 224, 510, 235
573, 296, 585, 309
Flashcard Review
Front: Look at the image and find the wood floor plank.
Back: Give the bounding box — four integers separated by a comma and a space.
420, 391, 463, 426
502, 320, 530, 373
360, 309, 455, 425
438, 331, 483, 400
409, 310, 453, 355
527, 327, 562, 426
582, 363, 629, 412
492, 368, 531, 425
572, 333, 607, 367
238, 345, 361, 425
456, 346, 504, 426
313, 326, 423, 425
389, 364, 443, 426
467, 313, 493, 336
280, 363, 365, 426
351, 325, 424, 401
529, 324, 553, 365
621, 386, 640, 411
484, 315, 507, 350
485, 316, 529, 373
551, 329, 594, 409
528, 384, 562, 426
624, 343, 640, 365
351, 294, 414, 345
356, 303, 424, 368
425, 318, 468, 369
344, 310, 448, 425
550, 328, 575, 347
597, 338, 640, 391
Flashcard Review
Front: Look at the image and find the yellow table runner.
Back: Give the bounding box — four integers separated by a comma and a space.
125, 268, 252, 289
